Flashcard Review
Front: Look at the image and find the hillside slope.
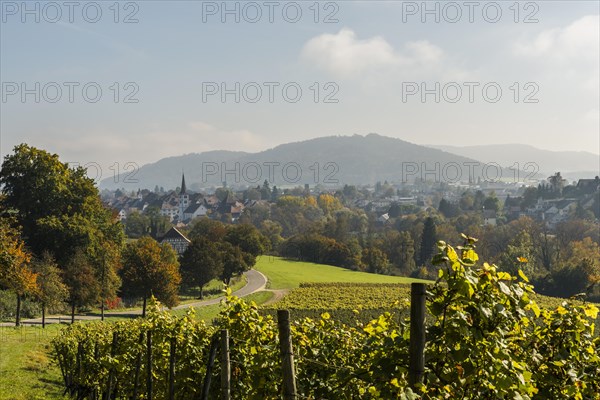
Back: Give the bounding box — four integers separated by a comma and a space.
100, 134, 518, 189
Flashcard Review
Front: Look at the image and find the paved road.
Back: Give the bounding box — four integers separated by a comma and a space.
0, 269, 268, 327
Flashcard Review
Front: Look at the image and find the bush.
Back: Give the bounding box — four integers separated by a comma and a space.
280, 234, 356, 269
0, 289, 40, 321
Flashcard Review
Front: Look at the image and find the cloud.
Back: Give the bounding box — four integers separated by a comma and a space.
301, 28, 444, 78
515, 15, 599, 62
36, 122, 267, 173
513, 15, 599, 95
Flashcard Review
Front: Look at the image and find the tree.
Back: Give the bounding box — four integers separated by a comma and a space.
31, 252, 67, 328
63, 249, 100, 323
0, 218, 37, 326
317, 194, 343, 215
271, 186, 280, 202
483, 195, 500, 213
498, 230, 535, 276
388, 203, 402, 218
224, 223, 267, 279
124, 211, 150, 238
0, 144, 124, 266
120, 236, 181, 316
188, 218, 227, 242
361, 247, 390, 274
260, 180, 271, 200
215, 187, 233, 202
563, 238, 600, 297
459, 192, 475, 210
544, 239, 599, 299
382, 230, 416, 273
438, 198, 460, 218
244, 187, 261, 201
145, 206, 171, 238
548, 172, 566, 194
419, 217, 437, 266
260, 220, 284, 252
94, 240, 122, 321
219, 242, 246, 285
180, 237, 223, 299
342, 184, 358, 199
474, 190, 486, 210
521, 187, 538, 209
1, 145, 125, 320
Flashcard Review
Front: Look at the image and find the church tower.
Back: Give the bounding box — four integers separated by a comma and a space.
179, 172, 189, 221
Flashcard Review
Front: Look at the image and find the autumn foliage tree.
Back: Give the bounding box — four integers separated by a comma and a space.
1, 145, 125, 321
120, 236, 181, 316
0, 218, 38, 326
31, 251, 68, 327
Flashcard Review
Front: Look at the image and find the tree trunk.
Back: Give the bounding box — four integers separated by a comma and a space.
71, 303, 76, 324
199, 285, 204, 300
15, 294, 21, 327
42, 303, 46, 329
142, 297, 147, 318
101, 300, 105, 321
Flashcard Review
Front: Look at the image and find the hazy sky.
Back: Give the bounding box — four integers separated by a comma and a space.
1, 1, 599, 179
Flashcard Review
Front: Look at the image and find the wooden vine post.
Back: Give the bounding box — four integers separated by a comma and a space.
221, 329, 231, 400
277, 310, 297, 400
408, 283, 426, 389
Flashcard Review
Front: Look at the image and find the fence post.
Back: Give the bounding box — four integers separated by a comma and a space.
146, 330, 153, 400
169, 337, 176, 400
409, 283, 426, 389
277, 310, 297, 400
201, 335, 219, 400
221, 329, 231, 400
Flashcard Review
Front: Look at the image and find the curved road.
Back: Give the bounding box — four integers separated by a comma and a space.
173, 269, 267, 309
0, 269, 268, 327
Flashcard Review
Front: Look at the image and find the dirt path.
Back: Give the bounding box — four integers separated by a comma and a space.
262, 289, 290, 306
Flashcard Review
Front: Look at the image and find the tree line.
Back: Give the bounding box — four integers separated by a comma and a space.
0, 144, 267, 325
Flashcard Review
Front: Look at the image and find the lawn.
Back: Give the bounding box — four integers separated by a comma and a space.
0, 325, 65, 400
170, 291, 274, 322
0, 290, 275, 400
254, 256, 430, 289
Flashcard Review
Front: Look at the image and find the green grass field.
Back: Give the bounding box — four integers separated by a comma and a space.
254, 256, 430, 289
0, 325, 65, 400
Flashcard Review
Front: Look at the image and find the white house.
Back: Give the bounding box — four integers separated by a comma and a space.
184, 202, 208, 220
483, 210, 497, 226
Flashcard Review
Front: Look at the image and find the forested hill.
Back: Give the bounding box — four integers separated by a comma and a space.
100, 134, 520, 190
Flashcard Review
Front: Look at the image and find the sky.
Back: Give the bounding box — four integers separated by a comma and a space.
1, 0, 599, 181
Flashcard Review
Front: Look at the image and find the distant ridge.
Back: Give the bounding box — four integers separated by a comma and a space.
100, 134, 534, 190
429, 144, 599, 180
